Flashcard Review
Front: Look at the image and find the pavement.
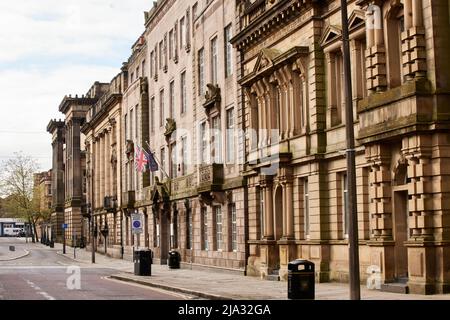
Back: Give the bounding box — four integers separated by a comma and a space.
53, 242, 450, 300
0, 238, 29, 261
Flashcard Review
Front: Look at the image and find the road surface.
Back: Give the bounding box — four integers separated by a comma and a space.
0, 237, 188, 300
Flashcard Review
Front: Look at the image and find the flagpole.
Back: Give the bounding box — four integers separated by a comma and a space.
145, 140, 170, 180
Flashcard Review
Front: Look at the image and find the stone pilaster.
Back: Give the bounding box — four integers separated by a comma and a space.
401, 0, 427, 80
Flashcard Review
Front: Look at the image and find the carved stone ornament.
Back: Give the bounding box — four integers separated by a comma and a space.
164, 118, 176, 137
140, 77, 148, 95
204, 84, 221, 104
125, 140, 134, 157
203, 84, 221, 116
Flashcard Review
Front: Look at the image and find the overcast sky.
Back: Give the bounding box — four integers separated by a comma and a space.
0, 0, 150, 171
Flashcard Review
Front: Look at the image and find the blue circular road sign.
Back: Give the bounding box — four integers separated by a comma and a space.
133, 220, 141, 228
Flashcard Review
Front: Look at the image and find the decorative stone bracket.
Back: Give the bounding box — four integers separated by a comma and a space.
203, 84, 221, 117
164, 118, 176, 138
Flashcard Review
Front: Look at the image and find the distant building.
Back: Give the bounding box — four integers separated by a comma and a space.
33, 170, 52, 239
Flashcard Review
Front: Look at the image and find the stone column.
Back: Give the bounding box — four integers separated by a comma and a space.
286, 180, 294, 239
100, 133, 104, 204
325, 52, 338, 126
95, 136, 101, 209
363, 1, 387, 93
366, 143, 395, 283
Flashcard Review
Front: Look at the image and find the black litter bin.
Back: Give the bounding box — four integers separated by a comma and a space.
134, 249, 152, 276
288, 259, 315, 300
168, 250, 181, 269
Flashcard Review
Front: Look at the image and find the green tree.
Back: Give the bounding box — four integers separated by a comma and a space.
0, 152, 41, 242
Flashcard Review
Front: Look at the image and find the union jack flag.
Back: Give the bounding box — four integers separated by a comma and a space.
134, 144, 148, 173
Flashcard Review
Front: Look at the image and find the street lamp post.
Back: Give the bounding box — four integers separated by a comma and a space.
91, 208, 96, 264
340, 0, 361, 300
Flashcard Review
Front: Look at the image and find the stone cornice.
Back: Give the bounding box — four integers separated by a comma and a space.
47, 119, 64, 134
144, 0, 176, 31
239, 46, 309, 87
231, 0, 307, 50
58, 95, 98, 114
88, 94, 122, 129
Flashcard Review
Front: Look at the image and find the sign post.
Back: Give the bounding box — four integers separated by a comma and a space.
131, 212, 143, 254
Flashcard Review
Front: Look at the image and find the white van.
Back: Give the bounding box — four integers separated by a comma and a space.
3, 228, 23, 237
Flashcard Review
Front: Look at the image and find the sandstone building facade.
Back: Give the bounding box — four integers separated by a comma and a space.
47, 0, 450, 294
232, 0, 450, 294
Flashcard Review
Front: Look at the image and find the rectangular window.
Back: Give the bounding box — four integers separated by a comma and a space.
124, 114, 128, 142
160, 147, 165, 180
159, 41, 163, 69
156, 223, 160, 247
180, 17, 185, 49
169, 80, 175, 118
174, 21, 178, 60
181, 136, 187, 175
198, 48, 205, 96
159, 89, 164, 127
185, 8, 190, 49
230, 203, 237, 252
130, 72, 134, 83
215, 206, 223, 251
154, 45, 158, 78
187, 207, 193, 250
224, 24, 233, 77
329, 51, 344, 126
130, 108, 134, 141
192, 2, 198, 21
163, 33, 168, 69
200, 121, 207, 163
303, 178, 310, 239
226, 108, 235, 164
356, 39, 367, 99
142, 60, 146, 77
210, 37, 218, 84
150, 97, 155, 133
169, 30, 173, 60
150, 51, 154, 78
135, 104, 139, 139
202, 206, 208, 250
136, 67, 140, 80
342, 173, 349, 239
259, 188, 265, 240
212, 115, 221, 163
171, 142, 177, 179
181, 71, 187, 114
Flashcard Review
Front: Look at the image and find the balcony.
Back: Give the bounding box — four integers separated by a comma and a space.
121, 191, 135, 209
197, 164, 224, 193
357, 79, 434, 144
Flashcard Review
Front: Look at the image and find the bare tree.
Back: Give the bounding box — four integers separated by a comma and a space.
0, 152, 40, 242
